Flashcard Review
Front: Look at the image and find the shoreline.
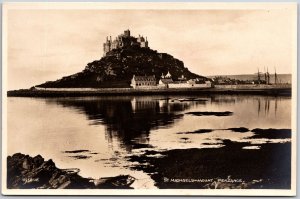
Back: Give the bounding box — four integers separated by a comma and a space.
129, 141, 291, 189
7, 153, 135, 189
7, 86, 292, 97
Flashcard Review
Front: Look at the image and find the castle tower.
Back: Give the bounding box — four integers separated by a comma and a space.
139, 35, 149, 48
124, 29, 130, 37
145, 37, 148, 48
103, 35, 112, 56
102, 30, 150, 57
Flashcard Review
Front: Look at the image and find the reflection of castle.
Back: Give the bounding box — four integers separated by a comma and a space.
103, 29, 148, 56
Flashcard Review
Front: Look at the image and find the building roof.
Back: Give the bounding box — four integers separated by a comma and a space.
173, 80, 187, 84
165, 71, 172, 78
160, 78, 174, 84
132, 75, 156, 81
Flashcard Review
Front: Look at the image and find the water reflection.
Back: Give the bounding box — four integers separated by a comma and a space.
47, 96, 205, 151
210, 95, 281, 117
46, 95, 290, 152
8, 95, 291, 188
257, 97, 280, 117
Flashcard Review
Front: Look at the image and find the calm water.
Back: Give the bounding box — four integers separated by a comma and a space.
7, 95, 291, 188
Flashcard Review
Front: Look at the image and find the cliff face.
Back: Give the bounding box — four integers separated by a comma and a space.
37, 44, 207, 88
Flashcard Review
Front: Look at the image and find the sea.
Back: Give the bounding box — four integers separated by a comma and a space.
7, 94, 292, 189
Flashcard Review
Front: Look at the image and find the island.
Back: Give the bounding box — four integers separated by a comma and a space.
7, 29, 291, 97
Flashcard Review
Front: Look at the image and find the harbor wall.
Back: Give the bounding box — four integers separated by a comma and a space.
214, 84, 291, 89
7, 85, 292, 97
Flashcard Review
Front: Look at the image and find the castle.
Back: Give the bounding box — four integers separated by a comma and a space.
103, 29, 149, 56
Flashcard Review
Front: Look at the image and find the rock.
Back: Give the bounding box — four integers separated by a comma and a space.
22, 158, 31, 170
33, 155, 44, 167
7, 153, 135, 189
57, 180, 71, 189
203, 177, 264, 189
93, 175, 135, 188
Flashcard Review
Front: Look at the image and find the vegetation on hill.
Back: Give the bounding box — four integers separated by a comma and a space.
37, 45, 207, 88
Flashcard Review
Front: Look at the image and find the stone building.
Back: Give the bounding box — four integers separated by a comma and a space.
103, 29, 149, 56
158, 71, 174, 88
130, 75, 157, 89
159, 71, 212, 88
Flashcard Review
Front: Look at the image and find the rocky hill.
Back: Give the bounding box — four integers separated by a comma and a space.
37, 33, 207, 88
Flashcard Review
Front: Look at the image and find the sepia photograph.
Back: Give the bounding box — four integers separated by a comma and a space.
2, 2, 297, 196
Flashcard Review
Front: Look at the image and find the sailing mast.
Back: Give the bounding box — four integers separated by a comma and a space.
257, 68, 260, 84
274, 67, 278, 85
264, 66, 267, 83
266, 67, 270, 84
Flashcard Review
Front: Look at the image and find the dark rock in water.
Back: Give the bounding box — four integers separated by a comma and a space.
186, 111, 233, 117
63, 150, 91, 153
7, 153, 135, 189
129, 141, 291, 189
131, 143, 154, 149
94, 175, 136, 189
177, 127, 250, 134
177, 129, 213, 134
180, 137, 191, 143
68, 155, 92, 159
226, 127, 249, 133
251, 128, 291, 139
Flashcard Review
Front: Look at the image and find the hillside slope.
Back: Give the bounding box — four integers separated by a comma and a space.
37, 41, 207, 88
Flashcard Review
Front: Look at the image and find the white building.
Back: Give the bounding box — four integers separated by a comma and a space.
130, 75, 157, 89
159, 71, 212, 89
188, 79, 212, 88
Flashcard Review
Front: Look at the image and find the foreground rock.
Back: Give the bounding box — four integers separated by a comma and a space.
129, 140, 291, 189
7, 153, 135, 189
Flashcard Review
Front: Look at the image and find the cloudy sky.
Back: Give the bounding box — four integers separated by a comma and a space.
5, 3, 296, 90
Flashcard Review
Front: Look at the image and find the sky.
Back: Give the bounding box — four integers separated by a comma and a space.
5, 4, 297, 90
